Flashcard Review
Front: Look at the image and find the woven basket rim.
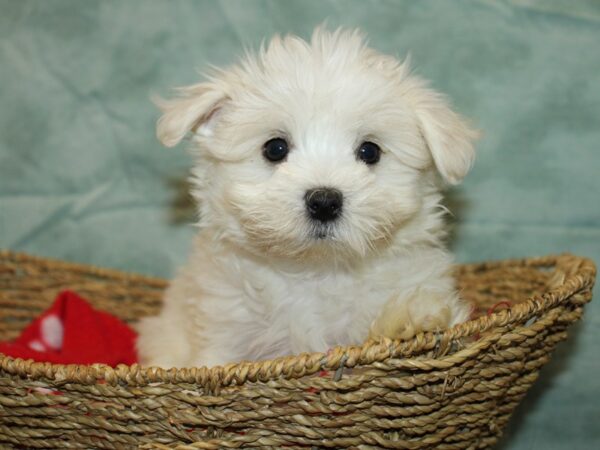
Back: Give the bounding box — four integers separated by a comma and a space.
0, 250, 596, 388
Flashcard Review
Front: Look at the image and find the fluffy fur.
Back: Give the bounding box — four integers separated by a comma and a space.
137, 28, 478, 368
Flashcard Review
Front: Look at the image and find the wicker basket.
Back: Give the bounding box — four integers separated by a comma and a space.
0, 251, 595, 449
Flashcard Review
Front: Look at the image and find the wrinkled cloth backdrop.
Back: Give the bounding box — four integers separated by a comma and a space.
1, 1, 599, 449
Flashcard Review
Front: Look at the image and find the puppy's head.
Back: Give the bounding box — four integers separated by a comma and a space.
157, 28, 478, 262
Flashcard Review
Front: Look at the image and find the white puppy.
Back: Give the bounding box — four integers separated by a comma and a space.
137, 28, 478, 368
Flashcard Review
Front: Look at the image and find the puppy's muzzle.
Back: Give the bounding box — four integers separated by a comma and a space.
304, 188, 343, 223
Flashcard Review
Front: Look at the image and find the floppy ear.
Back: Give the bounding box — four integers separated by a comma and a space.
415, 90, 479, 185
155, 82, 228, 147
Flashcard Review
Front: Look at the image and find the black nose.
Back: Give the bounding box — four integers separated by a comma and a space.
305, 188, 343, 222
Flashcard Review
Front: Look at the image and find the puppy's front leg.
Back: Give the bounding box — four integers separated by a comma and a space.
136, 306, 242, 368
369, 288, 467, 340
136, 312, 193, 368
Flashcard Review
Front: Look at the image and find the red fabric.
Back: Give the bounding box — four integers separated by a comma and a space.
0, 290, 137, 366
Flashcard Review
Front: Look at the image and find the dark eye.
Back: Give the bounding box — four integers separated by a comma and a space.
356, 141, 381, 165
263, 138, 289, 163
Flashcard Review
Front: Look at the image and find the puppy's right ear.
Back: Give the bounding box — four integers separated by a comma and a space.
414, 89, 479, 185
155, 82, 228, 147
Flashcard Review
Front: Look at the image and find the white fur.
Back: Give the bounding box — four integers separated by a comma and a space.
137, 28, 478, 368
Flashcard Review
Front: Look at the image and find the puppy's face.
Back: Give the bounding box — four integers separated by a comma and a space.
157, 30, 477, 262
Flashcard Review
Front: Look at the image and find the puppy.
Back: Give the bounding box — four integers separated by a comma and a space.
137, 28, 477, 368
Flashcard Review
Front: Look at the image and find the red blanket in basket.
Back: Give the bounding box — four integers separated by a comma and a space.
0, 290, 137, 366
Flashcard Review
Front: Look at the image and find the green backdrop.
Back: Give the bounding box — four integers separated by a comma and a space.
1, 1, 599, 448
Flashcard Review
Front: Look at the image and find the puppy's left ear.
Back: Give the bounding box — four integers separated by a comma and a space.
415, 90, 479, 185
155, 82, 228, 148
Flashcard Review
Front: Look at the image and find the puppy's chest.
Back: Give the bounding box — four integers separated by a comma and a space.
250, 268, 399, 349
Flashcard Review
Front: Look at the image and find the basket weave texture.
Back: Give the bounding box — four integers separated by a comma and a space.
0, 251, 595, 450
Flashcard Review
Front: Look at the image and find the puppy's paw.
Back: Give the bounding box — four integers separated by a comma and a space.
136, 315, 192, 368
369, 300, 414, 340
369, 289, 455, 341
